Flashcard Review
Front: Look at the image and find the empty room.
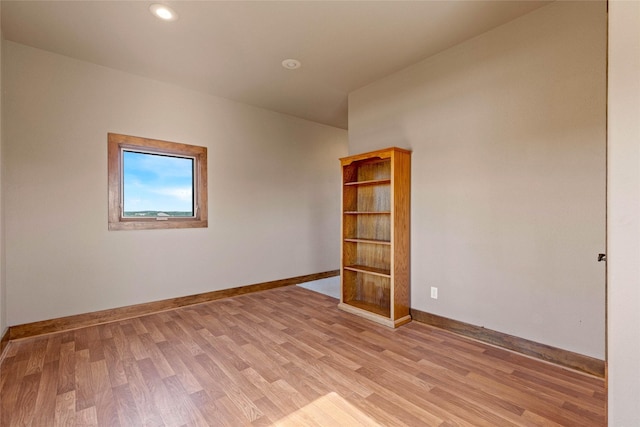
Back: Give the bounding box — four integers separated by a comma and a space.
0, 1, 638, 426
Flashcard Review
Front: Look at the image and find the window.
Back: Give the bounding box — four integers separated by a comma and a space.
108, 133, 207, 230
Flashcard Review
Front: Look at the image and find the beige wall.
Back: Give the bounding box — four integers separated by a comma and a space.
608, 1, 640, 424
0, 7, 5, 337
349, 2, 606, 358
3, 41, 347, 326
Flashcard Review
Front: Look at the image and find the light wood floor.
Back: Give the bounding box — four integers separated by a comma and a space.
0, 286, 605, 426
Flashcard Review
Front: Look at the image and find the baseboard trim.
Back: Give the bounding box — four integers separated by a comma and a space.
410, 308, 605, 378
8, 270, 339, 341
0, 328, 10, 359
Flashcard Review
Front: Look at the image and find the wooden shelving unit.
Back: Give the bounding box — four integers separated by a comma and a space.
338, 147, 411, 328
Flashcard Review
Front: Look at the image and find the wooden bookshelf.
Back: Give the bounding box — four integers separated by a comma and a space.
339, 147, 411, 328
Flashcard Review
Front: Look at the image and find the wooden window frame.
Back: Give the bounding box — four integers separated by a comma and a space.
108, 133, 208, 231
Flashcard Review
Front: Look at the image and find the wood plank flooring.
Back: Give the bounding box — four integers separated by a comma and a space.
0, 286, 606, 426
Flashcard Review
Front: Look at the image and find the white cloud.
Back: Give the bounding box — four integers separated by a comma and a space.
151, 187, 193, 202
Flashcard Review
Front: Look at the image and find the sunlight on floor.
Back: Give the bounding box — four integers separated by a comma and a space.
272, 392, 381, 426
297, 276, 341, 299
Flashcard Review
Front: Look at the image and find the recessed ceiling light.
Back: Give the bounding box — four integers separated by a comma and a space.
282, 59, 302, 70
150, 4, 178, 21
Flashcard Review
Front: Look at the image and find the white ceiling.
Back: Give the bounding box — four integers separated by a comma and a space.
1, 1, 550, 129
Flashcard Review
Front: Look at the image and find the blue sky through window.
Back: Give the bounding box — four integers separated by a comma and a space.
123, 151, 194, 215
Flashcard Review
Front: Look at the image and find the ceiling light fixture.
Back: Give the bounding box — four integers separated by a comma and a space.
150, 4, 178, 21
281, 59, 301, 70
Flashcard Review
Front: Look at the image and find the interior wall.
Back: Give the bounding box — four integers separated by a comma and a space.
348, 1, 606, 358
0, 6, 6, 338
3, 41, 347, 326
608, 0, 640, 424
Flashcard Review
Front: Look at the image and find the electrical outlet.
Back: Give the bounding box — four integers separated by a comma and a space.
430, 287, 438, 299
